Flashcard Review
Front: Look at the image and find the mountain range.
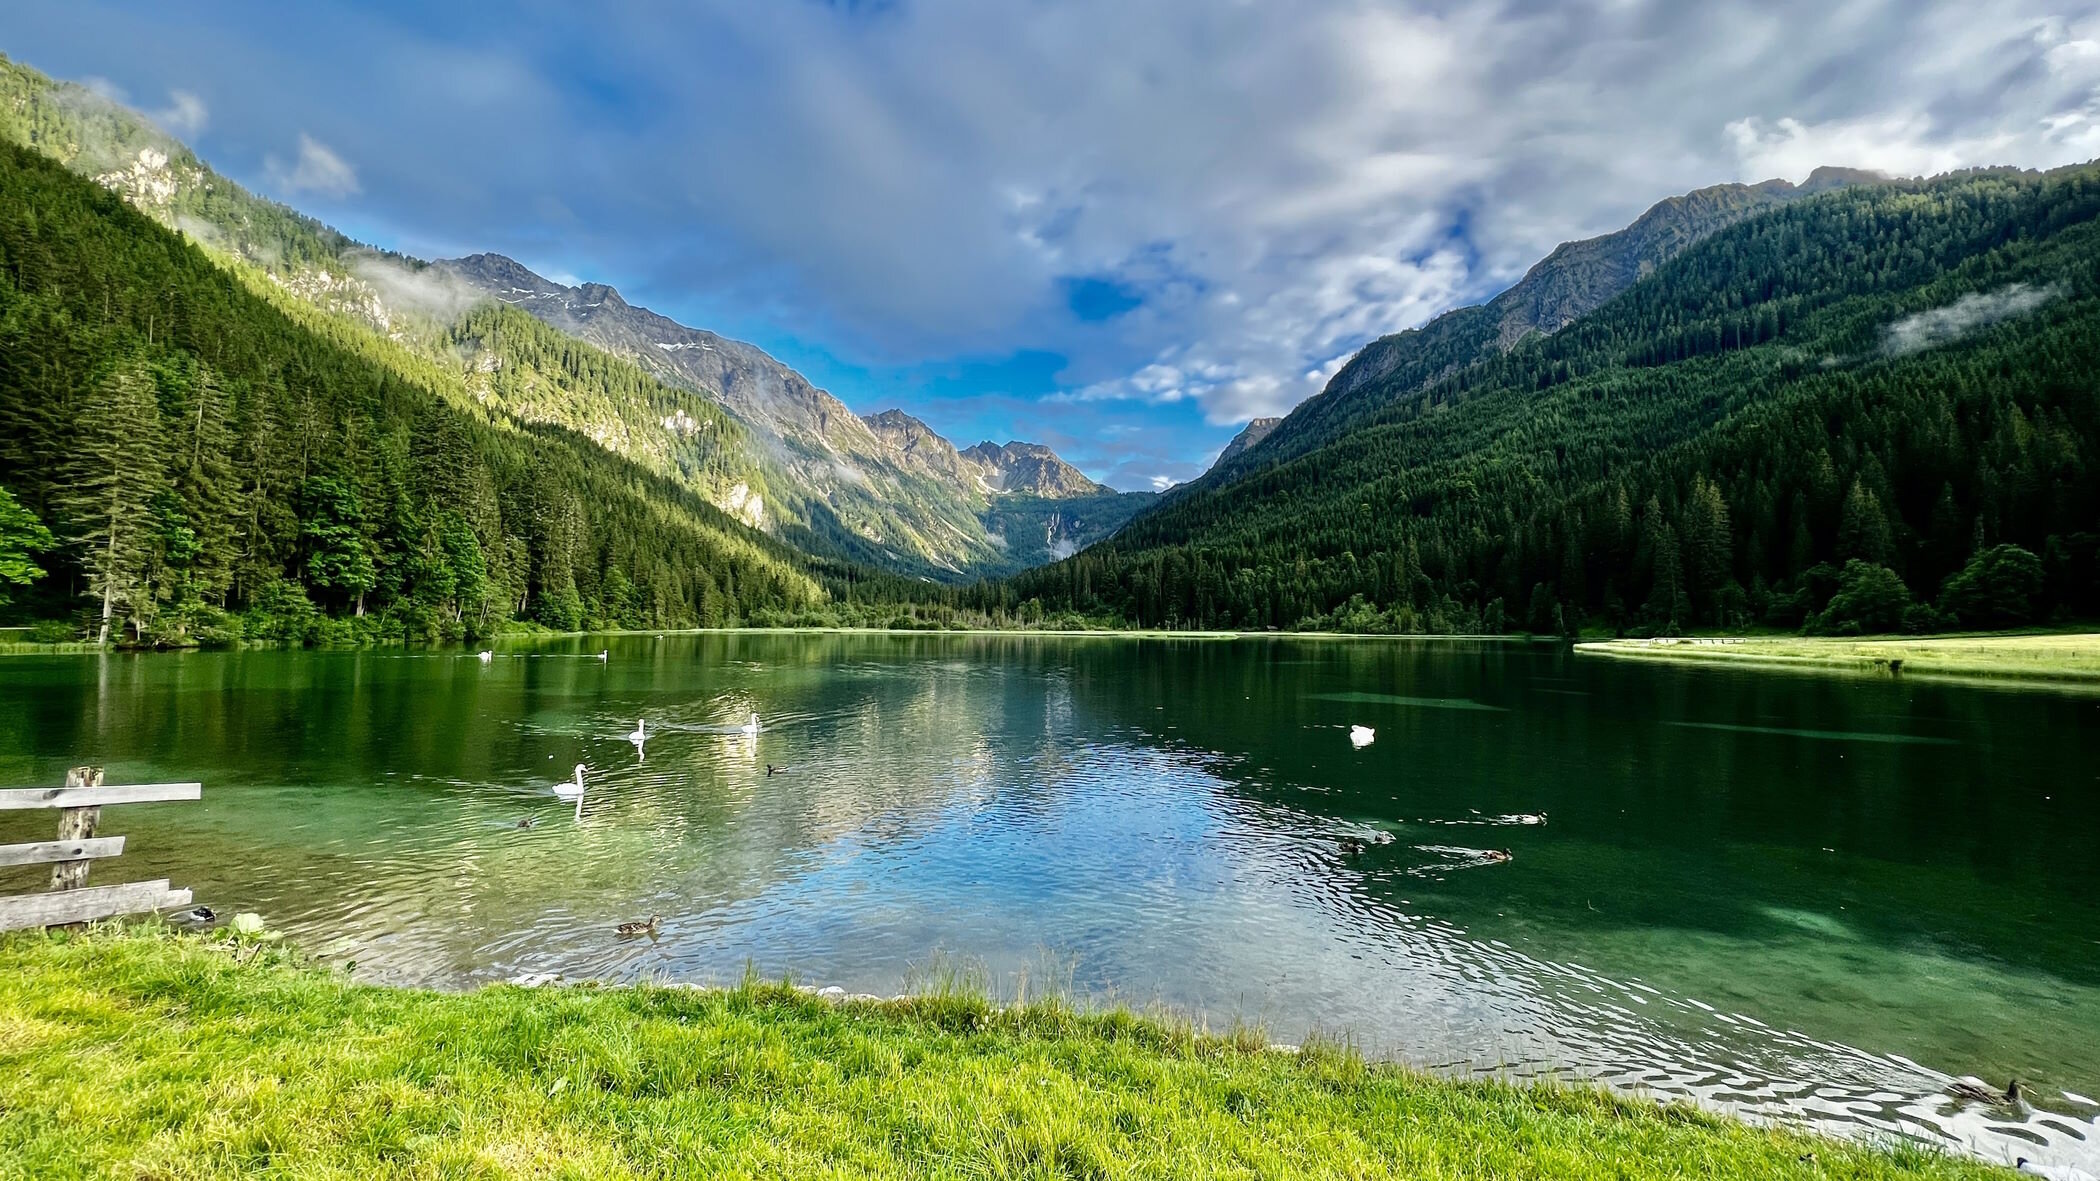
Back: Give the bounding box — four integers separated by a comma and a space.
0, 53, 1144, 583
5, 46, 2095, 642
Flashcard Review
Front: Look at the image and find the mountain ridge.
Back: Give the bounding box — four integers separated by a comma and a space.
0, 51, 1145, 582
1191, 167, 1889, 493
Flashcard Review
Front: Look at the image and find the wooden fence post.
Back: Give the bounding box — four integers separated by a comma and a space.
49, 766, 102, 891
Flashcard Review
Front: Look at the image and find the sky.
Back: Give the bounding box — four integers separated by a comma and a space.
9, 1, 2100, 490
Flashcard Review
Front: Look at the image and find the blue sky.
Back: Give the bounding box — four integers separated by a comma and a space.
9, 1, 2100, 489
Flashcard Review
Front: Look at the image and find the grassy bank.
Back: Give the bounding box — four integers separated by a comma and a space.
0, 928, 2007, 1180
1575, 632, 2100, 686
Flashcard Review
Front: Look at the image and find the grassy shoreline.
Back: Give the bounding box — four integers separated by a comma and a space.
0, 928, 2010, 1179
1574, 632, 2100, 686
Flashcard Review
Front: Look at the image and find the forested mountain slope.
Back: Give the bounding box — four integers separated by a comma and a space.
0, 52, 1144, 584
1001, 166, 2100, 634
1194, 168, 1878, 491
0, 141, 824, 641
434, 253, 1149, 578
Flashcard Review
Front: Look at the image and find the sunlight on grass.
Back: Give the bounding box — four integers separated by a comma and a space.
0, 926, 2015, 1179
1577, 632, 2100, 685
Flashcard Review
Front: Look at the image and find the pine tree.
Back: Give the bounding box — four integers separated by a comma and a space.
1682, 475, 1734, 618
56, 359, 169, 642
1836, 479, 1894, 566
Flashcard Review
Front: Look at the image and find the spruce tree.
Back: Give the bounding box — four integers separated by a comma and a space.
56, 358, 169, 642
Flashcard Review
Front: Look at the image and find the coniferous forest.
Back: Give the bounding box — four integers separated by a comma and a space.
0, 141, 823, 643
991, 165, 2100, 636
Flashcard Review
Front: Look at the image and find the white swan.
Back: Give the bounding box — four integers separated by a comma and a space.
477, 650, 493, 664
598, 650, 609, 663
627, 718, 648, 745
1349, 725, 1376, 748
741, 712, 761, 736
552, 763, 586, 801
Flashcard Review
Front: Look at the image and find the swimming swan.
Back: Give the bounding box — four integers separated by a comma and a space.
477, 650, 493, 664
598, 650, 609, 662
1349, 725, 1375, 747
552, 764, 586, 801
627, 718, 648, 745
741, 712, 761, 736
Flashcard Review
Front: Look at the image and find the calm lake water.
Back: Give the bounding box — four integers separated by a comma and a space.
3, 633, 2097, 1168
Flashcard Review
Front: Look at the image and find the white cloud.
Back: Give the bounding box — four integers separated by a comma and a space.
149, 90, 208, 137
1884, 284, 2065, 355
266, 133, 360, 199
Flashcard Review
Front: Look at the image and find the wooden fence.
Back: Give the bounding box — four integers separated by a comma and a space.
0, 767, 198, 932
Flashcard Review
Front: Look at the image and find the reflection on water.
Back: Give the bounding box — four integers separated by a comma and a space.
1, 633, 2096, 1170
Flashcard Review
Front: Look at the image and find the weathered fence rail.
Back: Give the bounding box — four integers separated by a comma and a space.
0, 767, 197, 933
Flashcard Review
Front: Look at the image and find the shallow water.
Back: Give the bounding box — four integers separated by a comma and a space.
2, 633, 2096, 1168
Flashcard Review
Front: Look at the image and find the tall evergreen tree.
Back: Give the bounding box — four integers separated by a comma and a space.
56, 358, 170, 642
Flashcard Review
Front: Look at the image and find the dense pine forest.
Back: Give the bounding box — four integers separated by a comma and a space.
991, 166, 2100, 635
0, 141, 827, 643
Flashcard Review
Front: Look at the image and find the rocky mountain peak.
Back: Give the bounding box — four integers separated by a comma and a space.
1213, 418, 1282, 470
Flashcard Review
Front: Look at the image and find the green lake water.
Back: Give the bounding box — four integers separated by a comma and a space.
2, 633, 2096, 1168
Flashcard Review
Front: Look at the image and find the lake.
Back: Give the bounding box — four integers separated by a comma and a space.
3, 633, 2096, 1167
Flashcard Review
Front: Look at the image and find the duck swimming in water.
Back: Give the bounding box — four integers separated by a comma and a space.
615, 916, 660, 937
1949, 1077, 2029, 1107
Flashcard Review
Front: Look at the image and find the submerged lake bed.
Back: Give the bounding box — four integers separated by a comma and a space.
2, 633, 2096, 1168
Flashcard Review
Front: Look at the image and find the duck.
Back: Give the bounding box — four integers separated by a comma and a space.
615, 916, 660, 937
741, 712, 761, 736
2017, 1160, 2098, 1181
552, 764, 586, 801
516, 816, 537, 829
1949, 1077, 2028, 1107
1484, 849, 1514, 864
173, 905, 216, 924
1349, 725, 1375, 747
477, 650, 494, 664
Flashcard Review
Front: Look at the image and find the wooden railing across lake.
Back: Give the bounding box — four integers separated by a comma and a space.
0, 766, 197, 931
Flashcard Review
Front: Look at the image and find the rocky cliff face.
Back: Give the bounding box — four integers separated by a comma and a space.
958, 441, 1109, 498
1212, 418, 1282, 471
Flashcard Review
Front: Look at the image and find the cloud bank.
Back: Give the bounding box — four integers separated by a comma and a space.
13, 0, 2100, 487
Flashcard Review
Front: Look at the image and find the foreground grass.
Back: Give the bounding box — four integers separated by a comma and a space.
1575, 632, 2100, 685
0, 929, 2009, 1180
